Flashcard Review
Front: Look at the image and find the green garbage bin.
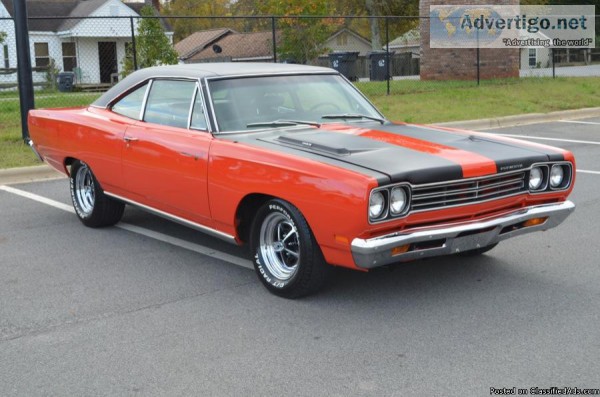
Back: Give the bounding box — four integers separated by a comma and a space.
368, 51, 394, 81
328, 52, 359, 81
57, 72, 75, 92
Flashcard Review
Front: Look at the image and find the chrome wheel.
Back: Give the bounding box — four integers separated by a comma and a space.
74, 163, 95, 216
251, 199, 332, 298
69, 160, 124, 227
259, 212, 300, 281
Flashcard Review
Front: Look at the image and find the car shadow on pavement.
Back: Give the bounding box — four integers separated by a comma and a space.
314, 252, 564, 309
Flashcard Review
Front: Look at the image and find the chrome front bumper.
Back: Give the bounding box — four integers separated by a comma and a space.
351, 201, 575, 269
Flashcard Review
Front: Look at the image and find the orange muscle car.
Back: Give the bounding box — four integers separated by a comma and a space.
28, 63, 576, 298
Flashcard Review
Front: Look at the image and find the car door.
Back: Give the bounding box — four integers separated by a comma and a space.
121, 79, 213, 225
91, 81, 151, 191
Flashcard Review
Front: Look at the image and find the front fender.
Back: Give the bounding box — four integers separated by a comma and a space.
208, 139, 377, 269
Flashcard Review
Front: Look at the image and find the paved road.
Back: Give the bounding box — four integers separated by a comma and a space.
1, 118, 599, 396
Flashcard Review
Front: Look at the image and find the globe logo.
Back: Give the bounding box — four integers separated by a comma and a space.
430, 6, 505, 48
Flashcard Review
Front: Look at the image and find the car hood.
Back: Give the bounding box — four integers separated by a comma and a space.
223, 122, 568, 185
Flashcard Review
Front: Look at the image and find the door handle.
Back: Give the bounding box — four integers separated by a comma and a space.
180, 151, 199, 160
124, 136, 139, 143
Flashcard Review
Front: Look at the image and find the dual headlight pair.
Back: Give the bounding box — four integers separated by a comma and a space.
369, 184, 410, 222
369, 162, 573, 223
528, 162, 572, 192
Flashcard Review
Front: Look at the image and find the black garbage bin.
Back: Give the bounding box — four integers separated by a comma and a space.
57, 71, 75, 92
328, 52, 359, 81
368, 51, 394, 81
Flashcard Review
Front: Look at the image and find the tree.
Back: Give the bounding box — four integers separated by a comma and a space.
365, 0, 381, 49
362, 0, 419, 50
231, 0, 342, 64
320, 0, 419, 50
163, 0, 232, 41
0, 31, 6, 45
122, 6, 179, 76
277, 2, 343, 63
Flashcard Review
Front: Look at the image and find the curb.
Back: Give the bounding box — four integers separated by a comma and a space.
2, 107, 599, 185
435, 107, 600, 131
0, 164, 65, 185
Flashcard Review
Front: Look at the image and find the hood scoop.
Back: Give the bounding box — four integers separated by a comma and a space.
272, 132, 385, 156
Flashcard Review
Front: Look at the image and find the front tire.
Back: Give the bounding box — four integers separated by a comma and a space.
70, 160, 124, 228
250, 199, 332, 298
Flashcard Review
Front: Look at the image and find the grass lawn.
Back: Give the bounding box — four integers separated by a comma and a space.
361, 77, 600, 123
1, 76, 600, 169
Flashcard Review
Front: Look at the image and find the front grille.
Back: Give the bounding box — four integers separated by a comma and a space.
411, 171, 527, 212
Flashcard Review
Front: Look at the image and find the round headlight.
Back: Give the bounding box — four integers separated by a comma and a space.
390, 187, 407, 215
369, 191, 385, 219
550, 165, 564, 188
529, 167, 543, 190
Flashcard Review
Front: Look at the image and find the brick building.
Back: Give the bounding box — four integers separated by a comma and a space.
419, 0, 520, 80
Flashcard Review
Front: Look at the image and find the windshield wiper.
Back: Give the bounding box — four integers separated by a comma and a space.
321, 113, 385, 125
246, 120, 321, 128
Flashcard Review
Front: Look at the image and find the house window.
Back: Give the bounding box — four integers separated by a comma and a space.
3, 45, 8, 68
62, 42, 77, 72
34, 42, 50, 68
336, 34, 348, 46
528, 48, 537, 67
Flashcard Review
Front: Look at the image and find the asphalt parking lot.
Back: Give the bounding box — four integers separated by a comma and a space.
1, 118, 599, 396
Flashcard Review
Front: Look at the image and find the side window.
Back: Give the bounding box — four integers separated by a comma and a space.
62, 42, 77, 72
190, 88, 207, 131
144, 80, 196, 129
34, 42, 49, 68
111, 82, 148, 119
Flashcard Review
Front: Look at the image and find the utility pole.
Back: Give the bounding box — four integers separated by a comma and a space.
12, 0, 35, 141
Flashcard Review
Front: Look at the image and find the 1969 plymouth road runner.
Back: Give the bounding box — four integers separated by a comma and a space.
28, 63, 576, 298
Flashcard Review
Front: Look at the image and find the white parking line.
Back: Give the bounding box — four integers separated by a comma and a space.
0, 185, 75, 213
117, 223, 252, 269
0, 185, 253, 270
493, 133, 600, 146
558, 120, 600, 126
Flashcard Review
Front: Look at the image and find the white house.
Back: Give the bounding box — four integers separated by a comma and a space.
0, 0, 172, 87
518, 30, 552, 71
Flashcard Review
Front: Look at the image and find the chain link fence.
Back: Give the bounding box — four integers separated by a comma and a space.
1, 13, 599, 149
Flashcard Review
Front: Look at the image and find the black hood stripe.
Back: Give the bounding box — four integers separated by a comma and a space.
217, 121, 567, 186
221, 128, 464, 185
374, 123, 564, 171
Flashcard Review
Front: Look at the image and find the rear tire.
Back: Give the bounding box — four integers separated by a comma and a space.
250, 199, 332, 298
70, 160, 124, 228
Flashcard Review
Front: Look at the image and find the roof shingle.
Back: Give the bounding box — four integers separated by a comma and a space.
187, 30, 280, 62
175, 28, 233, 60
0, 0, 171, 33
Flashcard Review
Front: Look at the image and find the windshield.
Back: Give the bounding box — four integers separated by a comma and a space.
207, 74, 384, 132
